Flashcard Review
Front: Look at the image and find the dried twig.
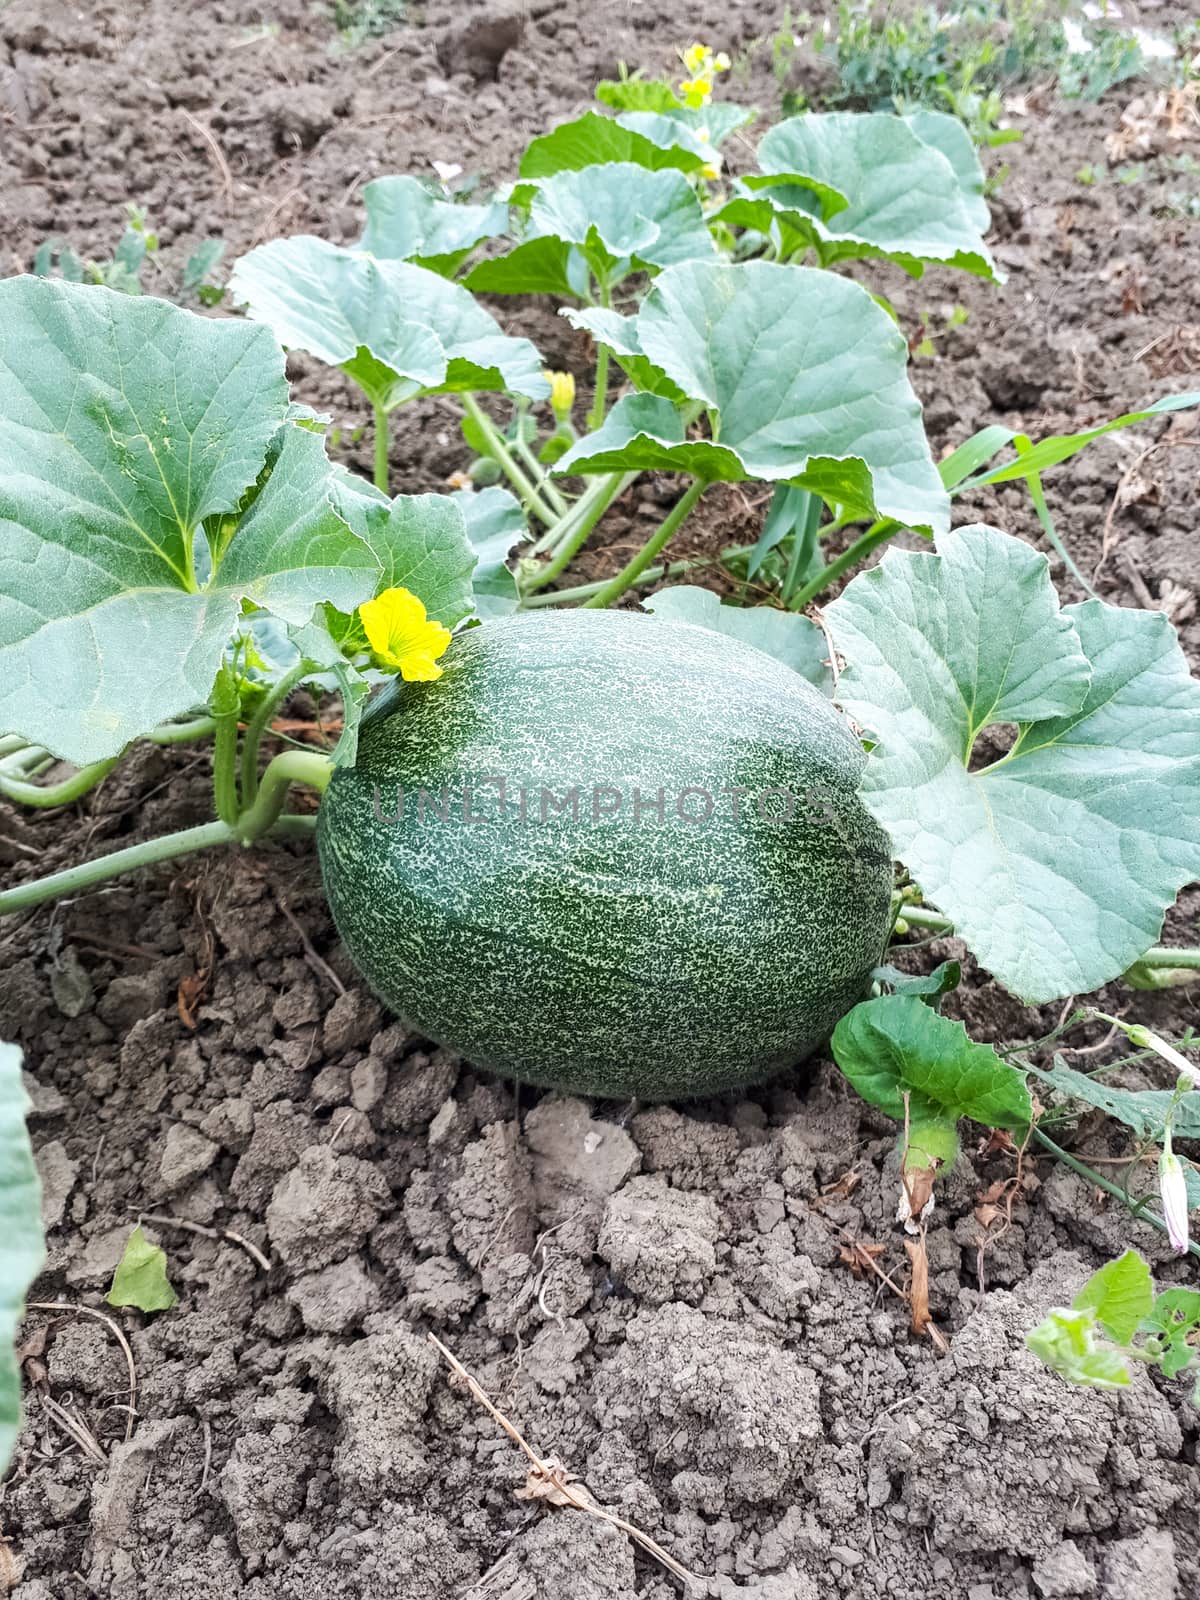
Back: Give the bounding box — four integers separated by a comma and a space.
179, 110, 234, 202
272, 889, 346, 995
137, 1213, 271, 1275
28, 1301, 137, 1443
428, 1334, 699, 1591
38, 1394, 107, 1465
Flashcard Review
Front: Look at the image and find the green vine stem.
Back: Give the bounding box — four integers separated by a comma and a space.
211, 667, 242, 827
590, 344, 610, 432
145, 716, 217, 746
589, 276, 611, 431
522, 471, 640, 594
528, 471, 622, 557
0, 749, 333, 918
512, 412, 570, 517
582, 479, 709, 610
232, 748, 333, 843
520, 538, 761, 608
1032, 1127, 1200, 1262
373, 403, 391, 494
788, 518, 900, 612
462, 394, 558, 530
0, 758, 119, 809
240, 662, 312, 806
0, 735, 28, 759
894, 901, 1200, 971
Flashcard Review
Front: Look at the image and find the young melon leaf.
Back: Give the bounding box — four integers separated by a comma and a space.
1023, 1059, 1200, 1141
0, 277, 377, 765
519, 111, 708, 178
357, 175, 507, 275
1026, 1306, 1131, 1390
229, 238, 549, 411
827, 524, 1200, 1003
1144, 1288, 1200, 1378
330, 486, 478, 628
619, 103, 758, 151
1073, 1250, 1153, 1344
468, 165, 713, 298
871, 959, 962, 1000
450, 486, 528, 618
596, 78, 685, 114
831, 994, 1033, 1131
642, 586, 830, 691
465, 235, 589, 299
901, 109, 990, 233
735, 112, 999, 280
528, 163, 715, 275
0, 1042, 44, 1475
555, 260, 949, 534
106, 1226, 177, 1313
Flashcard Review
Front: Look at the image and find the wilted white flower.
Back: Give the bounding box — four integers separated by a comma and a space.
1159, 1133, 1191, 1255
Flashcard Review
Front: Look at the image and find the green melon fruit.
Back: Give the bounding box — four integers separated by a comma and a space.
317, 609, 893, 1099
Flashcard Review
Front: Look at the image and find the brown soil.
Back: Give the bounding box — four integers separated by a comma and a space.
2, 3, 1199, 1598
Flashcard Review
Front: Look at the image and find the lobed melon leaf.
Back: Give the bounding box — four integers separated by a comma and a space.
357, 175, 508, 277
720, 111, 998, 280
0, 277, 377, 763
555, 260, 949, 534
643, 585, 830, 691
0, 1042, 44, 1476
229, 238, 549, 411
828, 523, 1200, 1002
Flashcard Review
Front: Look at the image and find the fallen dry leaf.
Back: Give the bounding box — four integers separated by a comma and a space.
515, 1456, 601, 1511
838, 1241, 886, 1278
818, 1168, 862, 1202
177, 970, 209, 1031
905, 1237, 932, 1340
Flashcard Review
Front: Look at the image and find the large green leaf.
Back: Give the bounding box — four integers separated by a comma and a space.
467, 164, 713, 298
643, 586, 830, 691
331, 484, 477, 628
519, 111, 708, 178
0, 276, 378, 764
358, 176, 507, 275
619, 104, 758, 151
528, 163, 715, 274
451, 486, 527, 618
1073, 1250, 1153, 1344
0, 1042, 44, 1474
831, 994, 1033, 1129
735, 112, 998, 280
1025, 1059, 1200, 1140
555, 260, 948, 534
465, 235, 589, 299
229, 237, 549, 410
901, 109, 990, 233
827, 524, 1200, 1002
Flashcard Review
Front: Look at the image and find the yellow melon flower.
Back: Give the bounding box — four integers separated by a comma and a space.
544, 369, 576, 422
358, 587, 452, 682
678, 43, 731, 107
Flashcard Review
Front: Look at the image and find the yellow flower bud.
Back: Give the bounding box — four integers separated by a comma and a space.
544, 369, 576, 422
358, 587, 452, 682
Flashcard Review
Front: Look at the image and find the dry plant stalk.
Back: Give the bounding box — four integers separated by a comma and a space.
427, 1333, 700, 1591
27, 1301, 138, 1443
